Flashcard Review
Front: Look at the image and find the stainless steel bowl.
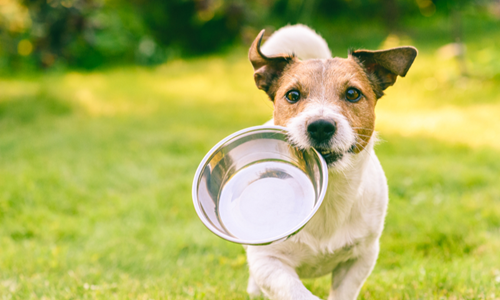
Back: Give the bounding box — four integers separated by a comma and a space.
192, 125, 328, 245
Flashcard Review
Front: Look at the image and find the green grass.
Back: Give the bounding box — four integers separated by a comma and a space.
1, 18, 500, 299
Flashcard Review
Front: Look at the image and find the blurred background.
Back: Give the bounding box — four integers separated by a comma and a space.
0, 0, 499, 71
1, 0, 500, 299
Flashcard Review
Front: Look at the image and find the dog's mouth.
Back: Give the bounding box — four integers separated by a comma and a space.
315, 144, 356, 165
315, 148, 344, 165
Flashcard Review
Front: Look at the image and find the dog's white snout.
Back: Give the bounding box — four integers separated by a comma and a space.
286, 104, 356, 154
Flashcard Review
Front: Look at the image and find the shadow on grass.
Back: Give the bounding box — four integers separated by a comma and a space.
0, 92, 73, 126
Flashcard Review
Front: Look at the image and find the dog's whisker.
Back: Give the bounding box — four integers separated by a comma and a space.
353, 139, 379, 162
351, 127, 375, 132
355, 134, 374, 138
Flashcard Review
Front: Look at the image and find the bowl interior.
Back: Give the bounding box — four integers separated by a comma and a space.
193, 126, 327, 245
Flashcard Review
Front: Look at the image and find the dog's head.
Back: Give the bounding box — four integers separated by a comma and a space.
249, 30, 417, 169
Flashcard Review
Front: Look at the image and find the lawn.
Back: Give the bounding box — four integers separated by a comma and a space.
1, 17, 500, 299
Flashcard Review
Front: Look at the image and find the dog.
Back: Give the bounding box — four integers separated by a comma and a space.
245, 25, 417, 300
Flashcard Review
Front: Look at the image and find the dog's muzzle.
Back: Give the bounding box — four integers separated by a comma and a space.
306, 119, 346, 165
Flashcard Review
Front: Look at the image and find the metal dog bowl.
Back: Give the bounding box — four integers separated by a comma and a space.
192, 125, 328, 245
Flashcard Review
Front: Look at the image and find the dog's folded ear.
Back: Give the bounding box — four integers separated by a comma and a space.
249, 30, 297, 100
351, 47, 417, 97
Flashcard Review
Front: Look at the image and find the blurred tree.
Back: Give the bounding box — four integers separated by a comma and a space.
131, 0, 245, 55
1, 0, 245, 70
22, 0, 96, 68
0, 0, 33, 69
20, 0, 151, 69
383, 0, 401, 31
0, 0, 496, 71
431, 0, 488, 76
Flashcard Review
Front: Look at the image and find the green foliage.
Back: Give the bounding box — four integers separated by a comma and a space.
1, 0, 247, 70
1, 0, 497, 71
134, 0, 245, 55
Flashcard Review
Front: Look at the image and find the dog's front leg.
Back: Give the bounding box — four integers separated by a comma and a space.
328, 243, 379, 300
247, 248, 321, 300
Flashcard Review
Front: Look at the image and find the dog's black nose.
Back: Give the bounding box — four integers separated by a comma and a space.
307, 119, 336, 142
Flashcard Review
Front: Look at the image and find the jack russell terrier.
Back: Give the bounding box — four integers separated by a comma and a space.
245, 25, 417, 300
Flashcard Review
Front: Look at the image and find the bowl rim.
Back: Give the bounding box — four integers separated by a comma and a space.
192, 125, 329, 245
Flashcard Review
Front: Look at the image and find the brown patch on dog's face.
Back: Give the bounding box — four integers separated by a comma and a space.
272, 58, 377, 152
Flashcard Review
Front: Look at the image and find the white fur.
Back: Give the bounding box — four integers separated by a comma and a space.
286, 102, 355, 153
246, 25, 389, 300
286, 101, 358, 172
261, 24, 332, 60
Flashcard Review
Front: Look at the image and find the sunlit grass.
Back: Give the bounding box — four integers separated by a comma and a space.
376, 48, 500, 149
1, 22, 500, 299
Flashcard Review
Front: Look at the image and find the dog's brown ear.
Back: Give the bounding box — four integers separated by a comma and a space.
249, 30, 296, 100
351, 46, 417, 97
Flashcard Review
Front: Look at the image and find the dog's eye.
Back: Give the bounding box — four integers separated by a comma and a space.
285, 90, 300, 104
345, 88, 362, 102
